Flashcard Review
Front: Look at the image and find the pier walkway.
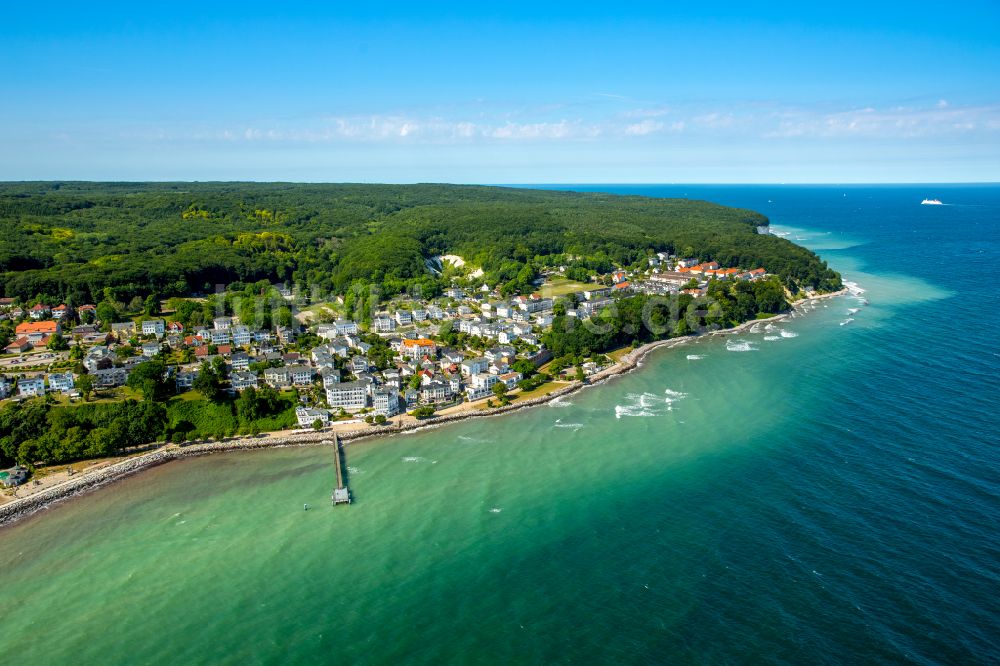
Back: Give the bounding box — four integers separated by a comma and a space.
330, 435, 351, 505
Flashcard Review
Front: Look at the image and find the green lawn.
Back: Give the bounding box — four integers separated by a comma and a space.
538, 276, 592, 298
512, 380, 570, 401
606, 346, 633, 363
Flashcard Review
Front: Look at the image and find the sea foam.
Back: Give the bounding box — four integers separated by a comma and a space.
615, 392, 663, 418
663, 388, 688, 411
726, 339, 758, 352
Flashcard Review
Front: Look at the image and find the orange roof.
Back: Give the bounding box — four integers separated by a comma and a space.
6, 337, 31, 350
16, 320, 58, 335
402, 338, 436, 348
614, 281, 631, 289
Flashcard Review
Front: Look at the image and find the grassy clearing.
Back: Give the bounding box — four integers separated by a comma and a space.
606, 346, 633, 363
512, 380, 570, 401
538, 276, 592, 298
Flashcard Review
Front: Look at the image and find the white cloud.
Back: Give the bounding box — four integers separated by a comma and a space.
624, 120, 661, 135
171, 100, 1000, 147
622, 107, 671, 118
762, 103, 1000, 139
486, 121, 574, 139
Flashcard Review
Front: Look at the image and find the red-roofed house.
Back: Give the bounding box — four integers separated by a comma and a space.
15, 320, 61, 344
29, 304, 51, 320
5, 337, 31, 354
401, 338, 437, 359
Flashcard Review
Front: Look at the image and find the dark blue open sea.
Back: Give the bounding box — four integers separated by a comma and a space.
0, 185, 998, 664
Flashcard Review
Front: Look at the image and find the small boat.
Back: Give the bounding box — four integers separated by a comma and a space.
921, 198, 943, 205
304, 503, 310, 511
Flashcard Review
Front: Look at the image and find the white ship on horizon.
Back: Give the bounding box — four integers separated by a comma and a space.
921, 198, 943, 205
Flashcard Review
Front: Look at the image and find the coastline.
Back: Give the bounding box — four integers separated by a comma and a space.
0, 288, 847, 528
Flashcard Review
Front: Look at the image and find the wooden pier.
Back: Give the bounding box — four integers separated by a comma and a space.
330, 435, 351, 505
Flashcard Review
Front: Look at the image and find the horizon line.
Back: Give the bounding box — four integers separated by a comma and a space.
0, 180, 998, 186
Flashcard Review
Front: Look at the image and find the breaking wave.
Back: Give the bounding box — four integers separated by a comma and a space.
615, 392, 662, 418
615, 389, 689, 418
663, 388, 688, 411
726, 339, 758, 352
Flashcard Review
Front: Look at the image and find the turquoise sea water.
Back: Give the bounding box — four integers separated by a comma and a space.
1, 185, 998, 664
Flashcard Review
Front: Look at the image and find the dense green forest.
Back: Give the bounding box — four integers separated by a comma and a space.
0, 182, 840, 305
543, 277, 789, 358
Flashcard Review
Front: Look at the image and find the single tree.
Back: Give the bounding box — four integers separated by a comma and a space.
46, 333, 69, 351
492, 381, 508, 402
76, 374, 95, 401
192, 362, 220, 400
127, 360, 167, 401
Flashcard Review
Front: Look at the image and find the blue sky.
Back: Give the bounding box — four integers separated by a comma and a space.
2, 1, 999, 182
